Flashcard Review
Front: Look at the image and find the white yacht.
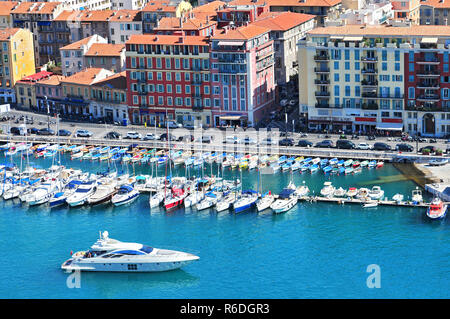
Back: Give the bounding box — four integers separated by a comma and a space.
256, 192, 275, 212
368, 186, 384, 200
26, 182, 62, 206
61, 231, 199, 272
66, 181, 97, 207
87, 183, 117, 205
111, 184, 140, 206
196, 192, 220, 211
412, 187, 423, 204
320, 182, 335, 197
270, 187, 298, 214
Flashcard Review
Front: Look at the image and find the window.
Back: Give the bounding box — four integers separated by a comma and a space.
345, 74, 350, 82
395, 63, 400, 71
334, 85, 339, 96
334, 61, 339, 70
345, 62, 350, 70
334, 73, 339, 81
408, 87, 415, 99
355, 62, 360, 70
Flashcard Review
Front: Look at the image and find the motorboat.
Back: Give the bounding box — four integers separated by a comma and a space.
111, 184, 139, 206
26, 182, 62, 206
66, 181, 97, 207
426, 198, 447, 220
216, 191, 237, 212
49, 180, 82, 208
368, 186, 384, 200
233, 190, 258, 213
270, 187, 298, 214
344, 167, 353, 174
368, 160, 376, 168
362, 201, 378, 208
149, 190, 165, 208
344, 159, 353, 167
256, 191, 275, 212
412, 187, 423, 204
320, 182, 335, 197
346, 187, 358, 197
309, 164, 319, 173
88, 183, 117, 205
61, 231, 199, 272
296, 182, 310, 198
323, 166, 332, 174
164, 187, 186, 210
392, 193, 404, 203
376, 161, 384, 168
428, 159, 448, 166
356, 188, 370, 199
333, 187, 346, 197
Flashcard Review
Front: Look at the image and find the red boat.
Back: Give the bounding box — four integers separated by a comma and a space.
164, 187, 186, 210
426, 198, 447, 220
376, 161, 384, 168
352, 161, 360, 168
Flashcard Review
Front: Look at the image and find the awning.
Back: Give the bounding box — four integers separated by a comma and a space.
217, 41, 244, 46
219, 116, 242, 121
343, 36, 363, 42
421, 37, 438, 44
376, 123, 403, 131
330, 36, 344, 40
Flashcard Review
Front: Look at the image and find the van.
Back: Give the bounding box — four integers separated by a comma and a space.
336, 140, 355, 149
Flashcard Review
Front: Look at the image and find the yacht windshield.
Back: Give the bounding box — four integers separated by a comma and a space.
140, 245, 153, 254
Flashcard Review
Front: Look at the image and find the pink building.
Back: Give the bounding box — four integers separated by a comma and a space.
210, 24, 275, 127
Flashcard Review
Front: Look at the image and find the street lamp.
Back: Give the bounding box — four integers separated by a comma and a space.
45, 95, 50, 131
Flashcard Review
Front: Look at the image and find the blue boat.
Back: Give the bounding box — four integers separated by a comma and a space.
111, 153, 122, 161
234, 190, 258, 213
368, 160, 376, 168
281, 162, 292, 171
300, 163, 310, 172
278, 156, 287, 164
329, 158, 338, 166
323, 165, 333, 174
339, 166, 345, 174
309, 164, 319, 173
337, 159, 345, 166
91, 153, 101, 160
320, 159, 329, 167
303, 157, 312, 165
345, 167, 353, 174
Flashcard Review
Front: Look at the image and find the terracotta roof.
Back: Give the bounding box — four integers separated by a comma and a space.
20, 71, 53, 82
192, 1, 226, 13
418, 0, 450, 8
252, 11, 316, 31
108, 10, 141, 22
142, 1, 177, 12
0, 1, 18, 16
0, 28, 20, 41
155, 14, 217, 31
229, 0, 341, 7
11, 2, 62, 15
127, 34, 210, 46
307, 25, 450, 37
36, 74, 65, 86
92, 71, 127, 90
212, 24, 270, 40
61, 68, 107, 85
60, 35, 96, 51
84, 43, 125, 56
53, 10, 115, 22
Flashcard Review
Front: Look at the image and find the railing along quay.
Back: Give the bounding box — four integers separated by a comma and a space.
1, 135, 449, 162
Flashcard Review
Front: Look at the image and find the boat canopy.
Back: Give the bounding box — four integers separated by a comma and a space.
120, 185, 134, 192
279, 188, 296, 199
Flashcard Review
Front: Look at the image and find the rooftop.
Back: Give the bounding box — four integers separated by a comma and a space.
252, 11, 316, 31
0, 28, 20, 41
308, 24, 450, 37
11, 2, 62, 15
84, 43, 125, 56
60, 35, 103, 51
192, 1, 226, 13
126, 34, 210, 46
142, 1, 178, 12
61, 68, 108, 86
419, 0, 450, 8
0, 1, 18, 16
212, 24, 270, 40
155, 13, 217, 31
16, 71, 53, 84
228, 0, 341, 7
92, 71, 127, 90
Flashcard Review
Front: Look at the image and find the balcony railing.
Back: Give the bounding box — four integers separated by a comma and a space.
417, 82, 440, 89
416, 69, 440, 77
361, 79, 378, 86
314, 67, 330, 73
416, 58, 440, 64
192, 105, 204, 111
362, 103, 379, 110
361, 56, 378, 62
416, 94, 440, 101
405, 104, 447, 112
315, 103, 330, 108
314, 79, 330, 85
314, 54, 329, 61
315, 91, 330, 97
361, 68, 378, 74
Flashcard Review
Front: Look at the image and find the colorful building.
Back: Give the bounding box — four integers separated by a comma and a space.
84, 43, 126, 73
15, 71, 53, 110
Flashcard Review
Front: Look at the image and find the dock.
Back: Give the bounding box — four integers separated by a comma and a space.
299, 196, 434, 208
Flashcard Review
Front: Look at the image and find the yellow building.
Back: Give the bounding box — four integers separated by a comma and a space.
0, 28, 35, 104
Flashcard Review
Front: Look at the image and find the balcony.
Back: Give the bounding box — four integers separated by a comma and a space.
315, 103, 330, 108
314, 54, 329, 61
361, 68, 378, 74
217, 57, 246, 64
416, 69, 440, 77
361, 103, 379, 110
405, 104, 446, 112
362, 92, 377, 98
417, 82, 440, 89
315, 91, 330, 97
192, 105, 204, 111
416, 58, 440, 65
314, 67, 330, 73
315, 79, 330, 85
416, 94, 440, 102
137, 90, 147, 95
361, 79, 378, 86
361, 56, 378, 62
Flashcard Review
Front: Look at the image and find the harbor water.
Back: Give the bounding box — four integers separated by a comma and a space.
0, 153, 449, 298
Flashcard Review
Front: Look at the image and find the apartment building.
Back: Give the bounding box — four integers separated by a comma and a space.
252, 11, 316, 85
84, 43, 126, 73
10, 2, 66, 67
60, 35, 108, 76
63, 0, 112, 11
90, 71, 129, 123
110, 0, 147, 10
210, 24, 275, 127
391, 0, 420, 23
108, 10, 143, 44
125, 34, 213, 126
216, 0, 270, 28
153, 13, 218, 36
0, 28, 35, 104
141, 0, 192, 33
35, 73, 65, 114
0, 2, 18, 29
15, 71, 53, 110
298, 24, 450, 137
419, 0, 450, 25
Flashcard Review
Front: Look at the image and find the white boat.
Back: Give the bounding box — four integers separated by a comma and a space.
66, 181, 97, 207
356, 188, 370, 199
61, 231, 199, 272
426, 198, 447, 220
256, 192, 275, 212
184, 191, 204, 208
296, 183, 310, 198
346, 187, 358, 197
25, 182, 62, 206
216, 192, 237, 212
392, 193, 404, 203
412, 187, 423, 204
270, 187, 298, 214
333, 187, 346, 197
363, 201, 378, 208
368, 186, 384, 200
87, 183, 117, 205
233, 190, 258, 213
196, 192, 219, 211
320, 181, 335, 197
111, 184, 139, 206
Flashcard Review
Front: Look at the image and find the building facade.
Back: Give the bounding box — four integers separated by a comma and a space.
419, 0, 450, 25
298, 25, 450, 137
84, 43, 126, 73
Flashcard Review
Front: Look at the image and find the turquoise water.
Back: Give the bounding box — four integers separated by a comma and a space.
0, 154, 449, 299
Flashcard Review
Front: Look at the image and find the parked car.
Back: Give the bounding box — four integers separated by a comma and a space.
373, 142, 392, 151
125, 131, 142, 139
357, 142, 372, 150
201, 135, 213, 143
396, 143, 414, 152
10, 127, 23, 136
183, 123, 200, 130
161, 121, 182, 129
261, 138, 277, 145
28, 127, 39, 135
279, 138, 294, 146
297, 139, 313, 147
336, 140, 355, 149
367, 135, 376, 141
242, 137, 257, 145
179, 134, 194, 142
75, 129, 93, 138
142, 133, 156, 141
159, 133, 176, 141
105, 131, 121, 139
58, 129, 72, 136
37, 128, 55, 136
314, 140, 334, 148
419, 145, 437, 153
224, 136, 240, 144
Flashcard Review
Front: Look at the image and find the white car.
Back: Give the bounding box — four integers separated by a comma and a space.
357, 142, 372, 150
225, 136, 240, 144
126, 131, 142, 139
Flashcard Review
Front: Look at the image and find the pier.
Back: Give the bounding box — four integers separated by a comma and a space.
298, 196, 437, 208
